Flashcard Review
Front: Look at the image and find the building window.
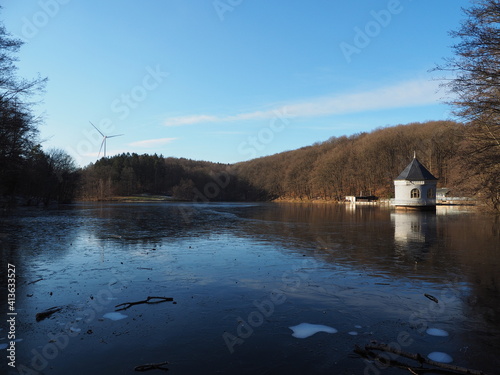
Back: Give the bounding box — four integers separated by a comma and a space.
411, 188, 420, 198
427, 188, 434, 198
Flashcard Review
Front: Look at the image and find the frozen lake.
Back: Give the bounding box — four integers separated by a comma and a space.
0, 202, 499, 374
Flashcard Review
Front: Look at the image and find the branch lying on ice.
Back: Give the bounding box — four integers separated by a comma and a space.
115, 296, 174, 311
354, 342, 490, 375
35, 306, 62, 322
134, 360, 169, 372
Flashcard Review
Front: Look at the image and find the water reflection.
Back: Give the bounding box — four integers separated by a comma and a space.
392, 211, 437, 264
0, 203, 498, 374
392, 211, 435, 245
222, 203, 500, 370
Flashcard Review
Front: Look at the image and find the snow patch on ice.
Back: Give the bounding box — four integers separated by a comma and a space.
426, 328, 449, 337
103, 312, 128, 321
289, 323, 337, 339
428, 352, 453, 363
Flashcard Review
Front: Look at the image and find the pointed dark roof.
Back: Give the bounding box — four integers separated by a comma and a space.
395, 157, 438, 181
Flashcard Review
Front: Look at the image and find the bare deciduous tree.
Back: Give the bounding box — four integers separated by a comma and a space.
436, 0, 500, 210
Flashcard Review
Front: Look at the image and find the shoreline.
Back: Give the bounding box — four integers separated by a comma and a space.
272, 197, 479, 207
79, 195, 479, 207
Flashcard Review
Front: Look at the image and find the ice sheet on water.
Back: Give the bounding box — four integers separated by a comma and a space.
428, 352, 453, 363
348, 331, 358, 335
0, 343, 7, 350
103, 312, 128, 321
426, 328, 449, 337
289, 323, 337, 339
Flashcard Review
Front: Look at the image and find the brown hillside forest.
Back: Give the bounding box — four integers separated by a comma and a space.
78, 120, 497, 209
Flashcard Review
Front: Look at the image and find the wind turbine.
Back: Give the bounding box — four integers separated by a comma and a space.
90, 121, 124, 158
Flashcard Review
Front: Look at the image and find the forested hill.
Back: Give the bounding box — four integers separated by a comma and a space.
233, 120, 465, 200
80, 120, 469, 202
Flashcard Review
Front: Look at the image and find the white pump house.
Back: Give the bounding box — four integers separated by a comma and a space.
392, 154, 438, 209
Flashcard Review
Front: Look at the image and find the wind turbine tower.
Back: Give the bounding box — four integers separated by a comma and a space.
90, 121, 124, 158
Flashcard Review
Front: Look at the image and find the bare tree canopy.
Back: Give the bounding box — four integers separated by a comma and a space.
437, 0, 500, 210
0, 11, 78, 206
0, 21, 46, 102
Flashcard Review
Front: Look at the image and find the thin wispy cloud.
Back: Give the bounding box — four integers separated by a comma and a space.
206, 131, 248, 135
164, 79, 443, 127
129, 137, 178, 148
165, 112, 270, 127
166, 115, 219, 126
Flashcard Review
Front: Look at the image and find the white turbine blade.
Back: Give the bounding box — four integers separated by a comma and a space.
107, 134, 124, 138
89, 121, 105, 137
98, 138, 105, 158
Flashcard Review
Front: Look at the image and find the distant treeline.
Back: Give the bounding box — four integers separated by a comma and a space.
0, 96, 79, 206
79, 121, 469, 202
79, 154, 262, 201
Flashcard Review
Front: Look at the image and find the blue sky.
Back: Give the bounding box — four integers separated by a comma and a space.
3, 0, 471, 166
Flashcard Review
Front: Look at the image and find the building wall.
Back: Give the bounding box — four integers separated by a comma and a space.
393, 180, 437, 207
